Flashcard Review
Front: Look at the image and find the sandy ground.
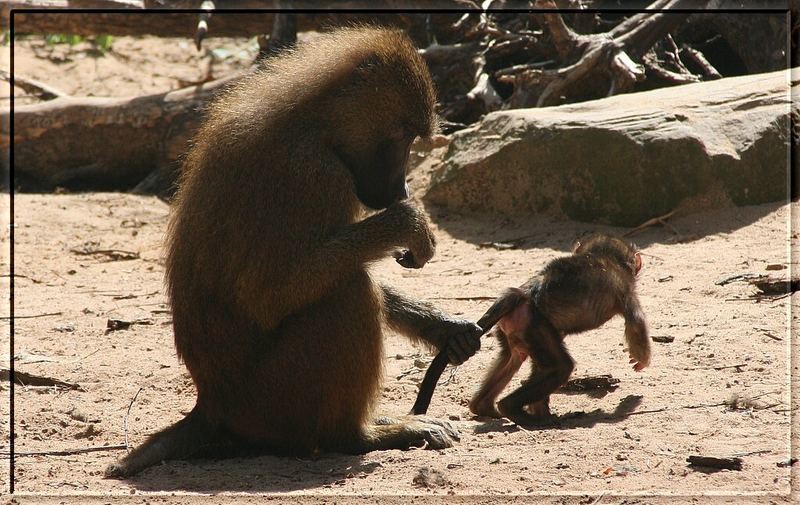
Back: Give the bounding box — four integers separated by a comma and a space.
2, 35, 798, 504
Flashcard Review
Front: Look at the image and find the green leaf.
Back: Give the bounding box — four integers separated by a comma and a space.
94, 34, 114, 52
44, 33, 84, 46
45, 34, 67, 45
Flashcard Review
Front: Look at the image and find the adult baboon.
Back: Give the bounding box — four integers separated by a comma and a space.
106, 27, 482, 477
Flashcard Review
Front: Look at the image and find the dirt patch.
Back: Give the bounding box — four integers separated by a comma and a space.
6, 35, 257, 104
3, 192, 795, 502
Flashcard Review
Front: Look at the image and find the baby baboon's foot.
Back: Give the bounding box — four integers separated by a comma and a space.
469, 399, 502, 419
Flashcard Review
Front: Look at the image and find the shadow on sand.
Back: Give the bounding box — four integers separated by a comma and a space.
123, 451, 384, 493
473, 394, 645, 435
424, 200, 785, 252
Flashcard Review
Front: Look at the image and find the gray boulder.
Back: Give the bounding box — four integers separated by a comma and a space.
427, 69, 794, 226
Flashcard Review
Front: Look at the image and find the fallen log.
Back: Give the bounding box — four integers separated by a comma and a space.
2, 72, 241, 192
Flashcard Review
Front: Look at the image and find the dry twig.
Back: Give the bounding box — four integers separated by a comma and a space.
0, 311, 62, 320
2, 444, 127, 458
0, 69, 67, 100
123, 387, 144, 450
623, 209, 678, 237
0, 368, 83, 390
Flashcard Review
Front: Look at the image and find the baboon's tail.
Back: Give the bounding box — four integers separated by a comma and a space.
104, 405, 222, 478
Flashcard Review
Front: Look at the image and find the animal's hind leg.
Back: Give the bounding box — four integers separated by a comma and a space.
105, 405, 223, 478
497, 313, 574, 426
469, 329, 526, 418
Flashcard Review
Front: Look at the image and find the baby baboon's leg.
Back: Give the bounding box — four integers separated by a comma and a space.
497, 314, 574, 425
469, 329, 526, 418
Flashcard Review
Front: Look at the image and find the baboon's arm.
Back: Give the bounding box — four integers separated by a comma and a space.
381, 284, 481, 365
236, 202, 427, 331
623, 292, 650, 371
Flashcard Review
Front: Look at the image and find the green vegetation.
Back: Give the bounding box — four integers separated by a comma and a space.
44, 33, 114, 54
45, 33, 84, 46
94, 34, 114, 53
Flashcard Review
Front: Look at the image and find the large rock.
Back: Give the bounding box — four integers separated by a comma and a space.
427, 69, 794, 226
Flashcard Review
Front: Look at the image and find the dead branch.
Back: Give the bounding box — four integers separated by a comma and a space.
625, 401, 728, 416
0, 311, 62, 320
3, 444, 127, 457
614, 1, 698, 59
715, 272, 764, 286
105, 318, 153, 333
194, 0, 214, 51
70, 245, 140, 261
497, 0, 706, 107
0, 368, 83, 390
534, 2, 584, 61
608, 0, 673, 38
642, 56, 701, 86
623, 209, 678, 237
0, 69, 67, 100
651, 335, 675, 343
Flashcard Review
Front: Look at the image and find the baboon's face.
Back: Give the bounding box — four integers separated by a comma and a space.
332, 44, 436, 210
346, 127, 416, 210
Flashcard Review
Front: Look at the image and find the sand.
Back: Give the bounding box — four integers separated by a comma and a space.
2, 34, 797, 505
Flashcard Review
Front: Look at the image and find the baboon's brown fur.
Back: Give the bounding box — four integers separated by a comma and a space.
469, 235, 651, 425
106, 27, 482, 478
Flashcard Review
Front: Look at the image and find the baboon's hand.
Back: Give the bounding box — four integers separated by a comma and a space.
387, 200, 435, 269
424, 318, 483, 365
629, 353, 650, 372
628, 341, 651, 372
394, 249, 422, 269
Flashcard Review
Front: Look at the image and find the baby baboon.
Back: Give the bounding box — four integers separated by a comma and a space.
466, 234, 650, 425
105, 27, 482, 478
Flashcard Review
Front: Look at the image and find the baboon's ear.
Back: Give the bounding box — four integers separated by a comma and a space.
634, 251, 643, 274
571, 240, 582, 253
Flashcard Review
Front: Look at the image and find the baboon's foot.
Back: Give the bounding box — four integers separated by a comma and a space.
359, 415, 460, 451
469, 398, 502, 419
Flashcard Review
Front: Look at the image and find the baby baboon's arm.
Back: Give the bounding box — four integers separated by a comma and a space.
623, 292, 650, 371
